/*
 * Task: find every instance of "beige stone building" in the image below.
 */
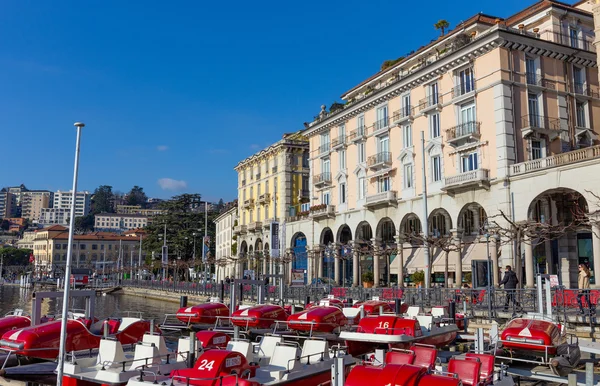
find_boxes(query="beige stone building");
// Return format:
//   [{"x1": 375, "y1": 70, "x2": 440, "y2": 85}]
[
  {"x1": 285, "y1": 0, "x2": 600, "y2": 289},
  {"x1": 32, "y1": 225, "x2": 141, "y2": 276},
  {"x1": 94, "y1": 213, "x2": 149, "y2": 232},
  {"x1": 21, "y1": 190, "x2": 53, "y2": 223}
]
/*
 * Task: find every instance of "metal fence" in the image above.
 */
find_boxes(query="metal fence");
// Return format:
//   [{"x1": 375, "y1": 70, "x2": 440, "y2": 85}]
[{"x1": 120, "y1": 280, "x2": 598, "y2": 317}]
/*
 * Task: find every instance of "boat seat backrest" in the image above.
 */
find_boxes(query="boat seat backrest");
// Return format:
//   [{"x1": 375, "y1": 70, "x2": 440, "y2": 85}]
[
  {"x1": 255, "y1": 336, "x2": 283, "y2": 362},
  {"x1": 385, "y1": 350, "x2": 415, "y2": 365},
  {"x1": 96, "y1": 339, "x2": 127, "y2": 368},
  {"x1": 406, "y1": 306, "x2": 421, "y2": 318},
  {"x1": 227, "y1": 340, "x2": 254, "y2": 363},
  {"x1": 342, "y1": 307, "x2": 361, "y2": 321},
  {"x1": 142, "y1": 334, "x2": 169, "y2": 356},
  {"x1": 270, "y1": 345, "x2": 299, "y2": 371},
  {"x1": 129, "y1": 342, "x2": 160, "y2": 371},
  {"x1": 465, "y1": 353, "x2": 494, "y2": 383},
  {"x1": 431, "y1": 307, "x2": 448, "y2": 318},
  {"x1": 300, "y1": 340, "x2": 329, "y2": 364},
  {"x1": 448, "y1": 358, "x2": 481, "y2": 386},
  {"x1": 410, "y1": 345, "x2": 437, "y2": 369},
  {"x1": 117, "y1": 317, "x2": 138, "y2": 332},
  {"x1": 416, "y1": 315, "x2": 434, "y2": 330}
]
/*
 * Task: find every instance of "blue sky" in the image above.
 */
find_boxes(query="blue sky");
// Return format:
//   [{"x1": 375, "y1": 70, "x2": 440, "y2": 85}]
[{"x1": 0, "y1": 0, "x2": 528, "y2": 202}]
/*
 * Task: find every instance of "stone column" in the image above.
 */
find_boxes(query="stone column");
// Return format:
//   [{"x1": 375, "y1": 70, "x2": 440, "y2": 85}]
[
  {"x1": 453, "y1": 231, "x2": 463, "y2": 287},
  {"x1": 593, "y1": 223, "x2": 600, "y2": 289},
  {"x1": 371, "y1": 238, "x2": 380, "y2": 287},
  {"x1": 286, "y1": 248, "x2": 293, "y2": 285},
  {"x1": 317, "y1": 248, "x2": 324, "y2": 279},
  {"x1": 395, "y1": 235, "x2": 404, "y2": 287},
  {"x1": 545, "y1": 240, "x2": 554, "y2": 274},
  {"x1": 490, "y1": 237, "x2": 499, "y2": 286},
  {"x1": 352, "y1": 241, "x2": 360, "y2": 287},
  {"x1": 334, "y1": 246, "x2": 340, "y2": 285},
  {"x1": 524, "y1": 234, "x2": 535, "y2": 288},
  {"x1": 306, "y1": 247, "x2": 313, "y2": 284},
  {"x1": 262, "y1": 256, "x2": 268, "y2": 277}
]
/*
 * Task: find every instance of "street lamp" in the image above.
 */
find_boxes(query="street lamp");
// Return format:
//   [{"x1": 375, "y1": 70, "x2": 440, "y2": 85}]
[
  {"x1": 483, "y1": 220, "x2": 494, "y2": 321},
  {"x1": 57, "y1": 122, "x2": 85, "y2": 384}
]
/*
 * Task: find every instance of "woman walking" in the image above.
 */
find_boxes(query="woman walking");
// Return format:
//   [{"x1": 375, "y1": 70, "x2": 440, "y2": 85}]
[{"x1": 577, "y1": 264, "x2": 595, "y2": 315}]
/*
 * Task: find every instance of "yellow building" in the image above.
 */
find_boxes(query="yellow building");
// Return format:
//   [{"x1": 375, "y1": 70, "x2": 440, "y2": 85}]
[{"x1": 232, "y1": 131, "x2": 309, "y2": 278}]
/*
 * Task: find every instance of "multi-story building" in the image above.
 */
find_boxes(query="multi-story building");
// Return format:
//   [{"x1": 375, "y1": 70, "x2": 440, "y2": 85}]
[
  {"x1": 233, "y1": 131, "x2": 310, "y2": 279},
  {"x1": 22, "y1": 190, "x2": 53, "y2": 222},
  {"x1": 285, "y1": 0, "x2": 600, "y2": 289},
  {"x1": 94, "y1": 213, "x2": 149, "y2": 232},
  {"x1": 0, "y1": 189, "x2": 17, "y2": 219},
  {"x1": 116, "y1": 205, "x2": 163, "y2": 217},
  {"x1": 32, "y1": 225, "x2": 142, "y2": 276},
  {"x1": 214, "y1": 204, "x2": 238, "y2": 279},
  {"x1": 53, "y1": 190, "x2": 91, "y2": 217},
  {"x1": 39, "y1": 208, "x2": 70, "y2": 226},
  {"x1": 4, "y1": 218, "x2": 27, "y2": 232},
  {"x1": 17, "y1": 231, "x2": 36, "y2": 250}
]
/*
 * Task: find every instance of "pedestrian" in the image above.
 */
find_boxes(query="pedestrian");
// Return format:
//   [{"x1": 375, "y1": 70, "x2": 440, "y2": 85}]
[
  {"x1": 225, "y1": 276, "x2": 230, "y2": 284},
  {"x1": 500, "y1": 265, "x2": 521, "y2": 311},
  {"x1": 577, "y1": 264, "x2": 595, "y2": 315}
]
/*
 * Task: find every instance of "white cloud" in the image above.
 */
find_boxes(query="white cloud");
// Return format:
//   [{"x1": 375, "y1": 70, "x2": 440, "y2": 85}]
[
  {"x1": 157, "y1": 145, "x2": 169, "y2": 151},
  {"x1": 157, "y1": 178, "x2": 187, "y2": 191},
  {"x1": 249, "y1": 144, "x2": 260, "y2": 150}
]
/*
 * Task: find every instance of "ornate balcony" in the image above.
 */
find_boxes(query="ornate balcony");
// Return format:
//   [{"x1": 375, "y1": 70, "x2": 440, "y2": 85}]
[
  {"x1": 348, "y1": 126, "x2": 367, "y2": 143},
  {"x1": 526, "y1": 74, "x2": 556, "y2": 90},
  {"x1": 233, "y1": 225, "x2": 248, "y2": 235},
  {"x1": 313, "y1": 172, "x2": 332, "y2": 188},
  {"x1": 248, "y1": 222, "x2": 263, "y2": 232},
  {"x1": 573, "y1": 83, "x2": 600, "y2": 98},
  {"x1": 257, "y1": 193, "x2": 271, "y2": 205},
  {"x1": 392, "y1": 106, "x2": 414, "y2": 125},
  {"x1": 331, "y1": 135, "x2": 347, "y2": 150},
  {"x1": 442, "y1": 169, "x2": 490, "y2": 196},
  {"x1": 370, "y1": 118, "x2": 390, "y2": 136},
  {"x1": 310, "y1": 205, "x2": 336, "y2": 220},
  {"x1": 367, "y1": 152, "x2": 392, "y2": 171},
  {"x1": 318, "y1": 143, "x2": 331, "y2": 157},
  {"x1": 365, "y1": 190, "x2": 397, "y2": 209},
  {"x1": 521, "y1": 114, "x2": 561, "y2": 139},
  {"x1": 510, "y1": 145, "x2": 600, "y2": 176},
  {"x1": 451, "y1": 80, "x2": 476, "y2": 99},
  {"x1": 418, "y1": 93, "x2": 443, "y2": 113},
  {"x1": 446, "y1": 121, "x2": 481, "y2": 146},
  {"x1": 262, "y1": 218, "x2": 275, "y2": 229},
  {"x1": 242, "y1": 199, "x2": 255, "y2": 209}
]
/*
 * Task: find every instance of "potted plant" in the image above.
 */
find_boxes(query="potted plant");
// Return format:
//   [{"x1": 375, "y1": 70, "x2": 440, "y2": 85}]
[{"x1": 362, "y1": 271, "x2": 374, "y2": 288}]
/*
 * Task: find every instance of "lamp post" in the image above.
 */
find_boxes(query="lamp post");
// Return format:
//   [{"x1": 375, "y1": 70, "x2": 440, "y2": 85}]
[
  {"x1": 56, "y1": 122, "x2": 85, "y2": 384},
  {"x1": 484, "y1": 230, "x2": 493, "y2": 320}
]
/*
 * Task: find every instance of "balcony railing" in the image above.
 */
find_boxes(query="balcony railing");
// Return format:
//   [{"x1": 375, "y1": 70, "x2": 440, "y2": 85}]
[
  {"x1": 365, "y1": 190, "x2": 397, "y2": 208},
  {"x1": 331, "y1": 135, "x2": 346, "y2": 149},
  {"x1": 521, "y1": 114, "x2": 561, "y2": 131},
  {"x1": 525, "y1": 73, "x2": 556, "y2": 90},
  {"x1": 446, "y1": 121, "x2": 481, "y2": 141},
  {"x1": 392, "y1": 106, "x2": 414, "y2": 124},
  {"x1": 257, "y1": 193, "x2": 271, "y2": 205},
  {"x1": 248, "y1": 221, "x2": 263, "y2": 232},
  {"x1": 451, "y1": 81, "x2": 475, "y2": 98},
  {"x1": 573, "y1": 83, "x2": 600, "y2": 98},
  {"x1": 313, "y1": 172, "x2": 332, "y2": 186},
  {"x1": 348, "y1": 126, "x2": 367, "y2": 142},
  {"x1": 419, "y1": 93, "x2": 442, "y2": 111},
  {"x1": 233, "y1": 225, "x2": 248, "y2": 235},
  {"x1": 319, "y1": 143, "x2": 330, "y2": 155},
  {"x1": 510, "y1": 145, "x2": 600, "y2": 176},
  {"x1": 242, "y1": 199, "x2": 255, "y2": 209},
  {"x1": 367, "y1": 152, "x2": 392, "y2": 169},
  {"x1": 443, "y1": 169, "x2": 490, "y2": 193},
  {"x1": 539, "y1": 31, "x2": 596, "y2": 53},
  {"x1": 371, "y1": 118, "x2": 389, "y2": 135},
  {"x1": 310, "y1": 205, "x2": 336, "y2": 219}
]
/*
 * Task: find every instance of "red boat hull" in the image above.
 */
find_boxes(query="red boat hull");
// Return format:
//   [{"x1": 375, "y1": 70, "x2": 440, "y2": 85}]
[
  {"x1": 0, "y1": 318, "x2": 150, "y2": 359},
  {"x1": 287, "y1": 306, "x2": 347, "y2": 333},
  {"x1": 231, "y1": 305, "x2": 287, "y2": 329},
  {"x1": 501, "y1": 318, "x2": 561, "y2": 355},
  {"x1": 176, "y1": 303, "x2": 229, "y2": 324},
  {"x1": 0, "y1": 316, "x2": 31, "y2": 337}
]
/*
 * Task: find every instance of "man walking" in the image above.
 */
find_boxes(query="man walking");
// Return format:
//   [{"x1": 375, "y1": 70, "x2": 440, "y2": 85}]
[{"x1": 500, "y1": 265, "x2": 521, "y2": 311}]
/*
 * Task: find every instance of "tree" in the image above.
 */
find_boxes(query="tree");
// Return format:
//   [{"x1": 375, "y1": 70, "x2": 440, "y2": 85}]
[
  {"x1": 126, "y1": 186, "x2": 148, "y2": 207},
  {"x1": 0, "y1": 220, "x2": 9, "y2": 231},
  {"x1": 0, "y1": 247, "x2": 32, "y2": 266},
  {"x1": 434, "y1": 20, "x2": 450, "y2": 36},
  {"x1": 411, "y1": 270, "x2": 425, "y2": 284},
  {"x1": 91, "y1": 185, "x2": 114, "y2": 214},
  {"x1": 74, "y1": 215, "x2": 95, "y2": 233},
  {"x1": 217, "y1": 199, "x2": 225, "y2": 211}
]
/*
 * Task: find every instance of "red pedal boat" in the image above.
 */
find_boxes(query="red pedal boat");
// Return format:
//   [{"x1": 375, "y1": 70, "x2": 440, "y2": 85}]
[
  {"x1": 287, "y1": 305, "x2": 347, "y2": 333},
  {"x1": 0, "y1": 312, "x2": 32, "y2": 337},
  {"x1": 231, "y1": 305, "x2": 288, "y2": 329},
  {"x1": 339, "y1": 314, "x2": 458, "y2": 356},
  {"x1": 126, "y1": 338, "x2": 356, "y2": 386},
  {"x1": 0, "y1": 317, "x2": 151, "y2": 359},
  {"x1": 176, "y1": 303, "x2": 229, "y2": 325},
  {"x1": 498, "y1": 318, "x2": 580, "y2": 376}
]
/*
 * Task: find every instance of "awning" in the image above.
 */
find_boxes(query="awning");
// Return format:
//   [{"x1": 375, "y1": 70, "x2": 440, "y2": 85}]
[{"x1": 368, "y1": 168, "x2": 396, "y2": 180}]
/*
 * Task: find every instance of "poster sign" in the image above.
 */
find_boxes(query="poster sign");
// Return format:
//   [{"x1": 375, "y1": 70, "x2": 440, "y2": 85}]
[
  {"x1": 549, "y1": 275, "x2": 559, "y2": 288},
  {"x1": 291, "y1": 269, "x2": 305, "y2": 286},
  {"x1": 203, "y1": 236, "x2": 210, "y2": 262},
  {"x1": 162, "y1": 245, "x2": 168, "y2": 265},
  {"x1": 270, "y1": 222, "x2": 280, "y2": 259}
]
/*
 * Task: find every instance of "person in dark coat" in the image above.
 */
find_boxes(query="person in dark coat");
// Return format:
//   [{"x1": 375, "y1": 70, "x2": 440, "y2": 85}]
[{"x1": 500, "y1": 265, "x2": 521, "y2": 311}]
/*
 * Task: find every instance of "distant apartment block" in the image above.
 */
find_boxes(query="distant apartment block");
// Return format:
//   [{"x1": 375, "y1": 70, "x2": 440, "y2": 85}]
[
  {"x1": 54, "y1": 190, "x2": 91, "y2": 217},
  {"x1": 0, "y1": 189, "x2": 17, "y2": 219},
  {"x1": 116, "y1": 205, "x2": 163, "y2": 217},
  {"x1": 22, "y1": 190, "x2": 53, "y2": 222},
  {"x1": 94, "y1": 213, "x2": 149, "y2": 232},
  {"x1": 39, "y1": 208, "x2": 70, "y2": 226}
]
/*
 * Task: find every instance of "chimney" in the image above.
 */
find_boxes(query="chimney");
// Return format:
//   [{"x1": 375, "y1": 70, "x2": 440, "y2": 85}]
[{"x1": 518, "y1": 24, "x2": 525, "y2": 34}]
